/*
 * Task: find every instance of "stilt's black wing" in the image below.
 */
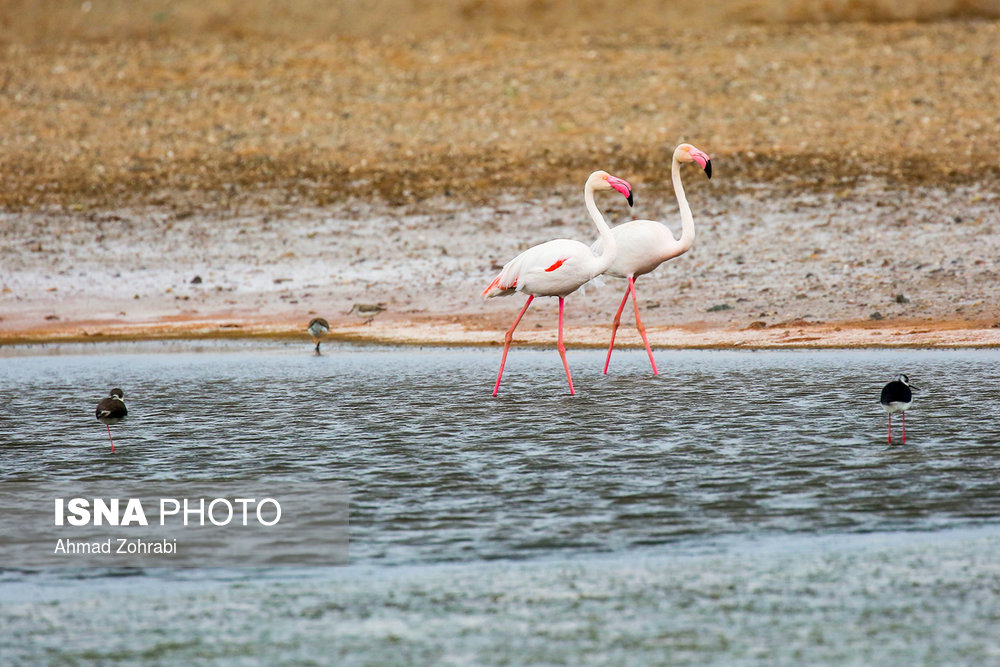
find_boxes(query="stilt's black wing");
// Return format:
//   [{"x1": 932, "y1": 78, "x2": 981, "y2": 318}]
[{"x1": 880, "y1": 381, "x2": 911, "y2": 405}]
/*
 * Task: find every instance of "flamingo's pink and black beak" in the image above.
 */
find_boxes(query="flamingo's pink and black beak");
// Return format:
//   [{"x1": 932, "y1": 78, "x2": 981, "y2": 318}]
[
  {"x1": 689, "y1": 149, "x2": 712, "y2": 179},
  {"x1": 607, "y1": 175, "x2": 634, "y2": 207}
]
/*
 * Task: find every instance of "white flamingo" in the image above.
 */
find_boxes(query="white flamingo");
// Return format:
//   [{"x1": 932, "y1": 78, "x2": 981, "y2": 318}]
[
  {"x1": 483, "y1": 170, "x2": 634, "y2": 396},
  {"x1": 593, "y1": 143, "x2": 711, "y2": 375}
]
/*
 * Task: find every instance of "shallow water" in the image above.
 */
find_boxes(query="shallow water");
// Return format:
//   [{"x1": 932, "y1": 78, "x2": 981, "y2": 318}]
[{"x1": 2, "y1": 345, "x2": 999, "y2": 664}]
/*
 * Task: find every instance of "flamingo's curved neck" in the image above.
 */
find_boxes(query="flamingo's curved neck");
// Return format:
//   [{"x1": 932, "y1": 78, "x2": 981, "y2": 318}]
[
  {"x1": 671, "y1": 158, "x2": 695, "y2": 255},
  {"x1": 585, "y1": 181, "x2": 617, "y2": 276}
]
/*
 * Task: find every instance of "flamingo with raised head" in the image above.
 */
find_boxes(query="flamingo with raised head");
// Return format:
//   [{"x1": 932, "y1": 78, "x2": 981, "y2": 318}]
[
  {"x1": 483, "y1": 170, "x2": 633, "y2": 396},
  {"x1": 593, "y1": 143, "x2": 711, "y2": 375}
]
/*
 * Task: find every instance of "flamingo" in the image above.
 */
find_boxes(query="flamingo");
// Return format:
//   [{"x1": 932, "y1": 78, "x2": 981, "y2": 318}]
[
  {"x1": 95, "y1": 388, "x2": 127, "y2": 453},
  {"x1": 483, "y1": 170, "x2": 633, "y2": 396},
  {"x1": 880, "y1": 374, "x2": 918, "y2": 444},
  {"x1": 593, "y1": 143, "x2": 711, "y2": 375}
]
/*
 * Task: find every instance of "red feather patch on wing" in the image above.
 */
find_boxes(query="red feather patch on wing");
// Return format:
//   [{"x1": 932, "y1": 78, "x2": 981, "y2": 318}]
[
  {"x1": 482, "y1": 274, "x2": 516, "y2": 296},
  {"x1": 545, "y1": 259, "x2": 566, "y2": 272}
]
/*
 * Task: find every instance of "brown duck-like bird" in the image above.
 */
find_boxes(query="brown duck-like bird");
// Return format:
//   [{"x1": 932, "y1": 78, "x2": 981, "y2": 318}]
[
  {"x1": 95, "y1": 388, "x2": 127, "y2": 453},
  {"x1": 308, "y1": 317, "x2": 330, "y2": 354}
]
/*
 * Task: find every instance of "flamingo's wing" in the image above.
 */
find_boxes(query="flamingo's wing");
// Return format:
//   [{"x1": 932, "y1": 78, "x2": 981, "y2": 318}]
[
  {"x1": 483, "y1": 239, "x2": 586, "y2": 298},
  {"x1": 592, "y1": 219, "x2": 657, "y2": 253},
  {"x1": 595, "y1": 219, "x2": 681, "y2": 279}
]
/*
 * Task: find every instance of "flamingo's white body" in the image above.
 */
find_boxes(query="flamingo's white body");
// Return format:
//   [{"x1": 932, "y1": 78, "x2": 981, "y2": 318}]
[
  {"x1": 483, "y1": 170, "x2": 633, "y2": 396},
  {"x1": 592, "y1": 143, "x2": 712, "y2": 374}
]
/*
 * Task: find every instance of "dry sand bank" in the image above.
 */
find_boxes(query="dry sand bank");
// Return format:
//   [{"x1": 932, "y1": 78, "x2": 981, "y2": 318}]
[
  {"x1": 1, "y1": 13, "x2": 999, "y2": 347},
  {"x1": 2, "y1": 21, "x2": 1000, "y2": 210}
]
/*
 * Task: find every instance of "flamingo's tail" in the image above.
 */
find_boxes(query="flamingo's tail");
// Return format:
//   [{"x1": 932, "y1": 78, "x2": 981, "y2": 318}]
[{"x1": 482, "y1": 274, "x2": 517, "y2": 299}]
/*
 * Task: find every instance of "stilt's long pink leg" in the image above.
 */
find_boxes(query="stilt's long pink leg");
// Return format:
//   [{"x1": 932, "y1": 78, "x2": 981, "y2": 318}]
[
  {"x1": 557, "y1": 297, "x2": 575, "y2": 395},
  {"x1": 629, "y1": 276, "x2": 659, "y2": 375},
  {"x1": 603, "y1": 284, "x2": 632, "y2": 375},
  {"x1": 107, "y1": 424, "x2": 115, "y2": 454},
  {"x1": 901, "y1": 412, "x2": 906, "y2": 444},
  {"x1": 887, "y1": 414, "x2": 892, "y2": 444},
  {"x1": 492, "y1": 295, "x2": 534, "y2": 397}
]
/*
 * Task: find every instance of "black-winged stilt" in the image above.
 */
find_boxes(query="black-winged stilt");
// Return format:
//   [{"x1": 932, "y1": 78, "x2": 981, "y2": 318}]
[
  {"x1": 95, "y1": 388, "x2": 128, "y2": 453},
  {"x1": 880, "y1": 374, "x2": 918, "y2": 444}
]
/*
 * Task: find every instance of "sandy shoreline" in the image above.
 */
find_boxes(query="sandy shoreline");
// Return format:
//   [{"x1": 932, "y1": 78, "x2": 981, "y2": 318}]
[{"x1": 4, "y1": 311, "x2": 1000, "y2": 350}]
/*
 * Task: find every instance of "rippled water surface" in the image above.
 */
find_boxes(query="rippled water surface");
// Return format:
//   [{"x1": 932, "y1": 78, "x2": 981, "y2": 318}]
[{"x1": 2, "y1": 344, "x2": 999, "y2": 664}]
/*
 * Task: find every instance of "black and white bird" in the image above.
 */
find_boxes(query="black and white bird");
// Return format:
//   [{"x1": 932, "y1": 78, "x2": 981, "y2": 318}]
[
  {"x1": 307, "y1": 317, "x2": 330, "y2": 354},
  {"x1": 880, "y1": 374, "x2": 918, "y2": 444},
  {"x1": 95, "y1": 388, "x2": 128, "y2": 453}
]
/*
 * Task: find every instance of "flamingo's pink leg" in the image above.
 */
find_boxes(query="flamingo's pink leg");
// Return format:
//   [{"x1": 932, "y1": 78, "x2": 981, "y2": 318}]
[
  {"x1": 603, "y1": 284, "x2": 632, "y2": 375},
  {"x1": 901, "y1": 412, "x2": 906, "y2": 444},
  {"x1": 107, "y1": 424, "x2": 115, "y2": 454},
  {"x1": 492, "y1": 295, "x2": 534, "y2": 397},
  {"x1": 629, "y1": 276, "x2": 659, "y2": 375},
  {"x1": 888, "y1": 414, "x2": 892, "y2": 445},
  {"x1": 557, "y1": 297, "x2": 575, "y2": 395}
]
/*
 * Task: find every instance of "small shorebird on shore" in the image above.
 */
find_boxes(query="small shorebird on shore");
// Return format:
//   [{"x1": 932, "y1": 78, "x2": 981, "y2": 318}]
[
  {"x1": 880, "y1": 374, "x2": 918, "y2": 444},
  {"x1": 483, "y1": 170, "x2": 632, "y2": 396},
  {"x1": 308, "y1": 317, "x2": 330, "y2": 354},
  {"x1": 95, "y1": 388, "x2": 127, "y2": 453},
  {"x1": 345, "y1": 302, "x2": 387, "y2": 325},
  {"x1": 593, "y1": 143, "x2": 712, "y2": 376}
]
